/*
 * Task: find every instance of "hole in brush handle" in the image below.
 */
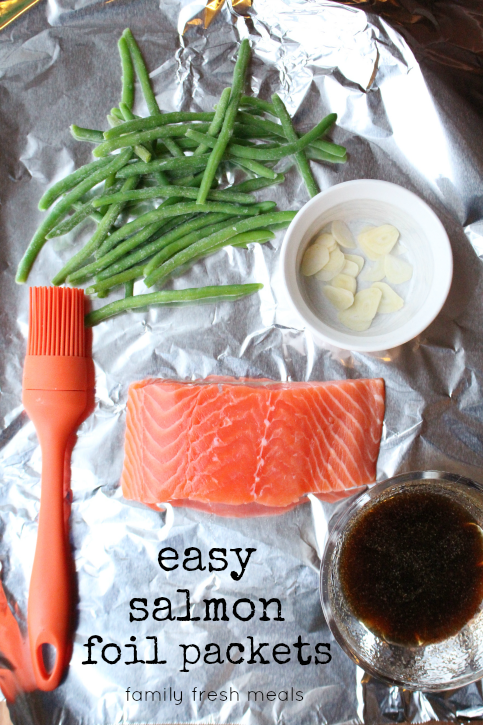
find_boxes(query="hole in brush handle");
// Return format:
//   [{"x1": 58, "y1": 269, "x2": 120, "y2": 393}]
[{"x1": 41, "y1": 643, "x2": 57, "y2": 675}]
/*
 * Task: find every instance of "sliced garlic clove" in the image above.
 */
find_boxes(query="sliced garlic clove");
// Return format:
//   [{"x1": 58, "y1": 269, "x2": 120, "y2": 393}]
[
  {"x1": 314, "y1": 247, "x2": 345, "y2": 281},
  {"x1": 384, "y1": 254, "x2": 413, "y2": 284},
  {"x1": 344, "y1": 254, "x2": 365, "y2": 275},
  {"x1": 391, "y1": 242, "x2": 407, "y2": 256},
  {"x1": 338, "y1": 288, "x2": 382, "y2": 332},
  {"x1": 360, "y1": 256, "x2": 386, "y2": 282},
  {"x1": 332, "y1": 273, "x2": 357, "y2": 294},
  {"x1": 301, "y1": 244, "x2": 330, "y2": 276},
  {"x1": 323, "y1": 286, "x2": 354, "y2": 310},
  {"x1": 331, "y1": 220, "x2": 355, "y2": 249},
  {"x1": 358, "y1": 224, "x2": 399, "y2": 260},
  {"x1": 341, "y1": 259, "x2": 360, "y2": 278},
  {"x1": 312, "y1": 232, "x2": 337, "y2": 251},
  {"x1": 371, "y1": 282, "x2": 404, "y2": 313}
]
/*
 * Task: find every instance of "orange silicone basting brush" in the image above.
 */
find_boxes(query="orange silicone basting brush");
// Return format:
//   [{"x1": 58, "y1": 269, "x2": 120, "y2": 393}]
[{"x1": 23, "y1": 286, "x2": 92, "y2": 691}]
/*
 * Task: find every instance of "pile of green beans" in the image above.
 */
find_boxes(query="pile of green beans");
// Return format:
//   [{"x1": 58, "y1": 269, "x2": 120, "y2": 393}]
[{"x1": 15, "y1": 29, "x2": 346, "y2": 325}]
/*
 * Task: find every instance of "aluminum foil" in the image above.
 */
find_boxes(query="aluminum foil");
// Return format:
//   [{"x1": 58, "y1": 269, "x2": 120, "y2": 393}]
[{"x1": 1, "y1": 0, "x2": 483, "y2": 722}]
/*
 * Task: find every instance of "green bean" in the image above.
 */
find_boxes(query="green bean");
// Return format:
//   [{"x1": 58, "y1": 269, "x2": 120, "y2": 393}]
[
  {"x1": 67, "y1": 203, "x2": 251, "y2": 284},
  {"x1": 194, "y1": 87, "x2": 231, "y2": 156},
  {"x1": 236, "y1": 111, "x2": 283, "y2": 137},
  {"x1": 119, "y1": 102, "x2": 169, "y2": 186},
  {"x1": 51, "y1": 173, "x2": 140, "y2": 285},
  {"x1": 187, "y1": 113, "x2": 337, "y2": 161},
  {"x1": 93, "y1": 123, "x2": 212, "y2": 157},
  {"x1": 308, "y1": 138, "x2": 346, "y2": 158},
  {"x1": 124, "y1": 279, "x2": 134, "y2": 297},
  {"x1": 85, "y1": 284, "x2": 263, "y2": 326},
  {"x1": 98, "y1": 215, "x2": 240, "y2": 282},
  {"x1": 86, "y1": 266, "x2": 145, "y2": 296},
  {"x1": 197, "y1": 38, "x2": 251, "y2": 204},
  {"x1": 38, "y1": 156, "x2": 112, "y2": 211},
  {"x1": 175, "y1": 138, "x2": 202, "y2": 150},
  {"x1": 234, "y1": 159, "x2": 277, "y2": 179},
  {"x1": 231, "y1": 173, "x2": 284, "y2": 193},
  {"x1": 70, "y1": 125, "x2": 105, "y2": 144},
  {"x1": 306, "y1": 146, "x2": 347, "y2": 164},
  {"x1": 240, "y1": 96, "x2": 277, "y2": 116},
  {"x1": 110, "y1": 107, "x2": 125, "y2": 121},
  {"x1": 271, "y1": 93, "x2": 318, "y2": 198},
  {"x1": 222, "y1": 229, "x2": 275, "y2": 249},
  {"x1": 46, "y1": 182, "x2": 125, "y2": 238},
  {"x1": 103, "y1": 112, "x2": 216, "y2": 140},
  {"x1": 144, "y1": 209, "x2": 295, "y2": 288},
  {"x1": 72, "y1": 201, "x2": 104, "y2": 224},
  {"x1": 107, "y1": 113, "x2": 152, "y2": 163},
  {"x1": 118, "y1": 36, "x2": 134, "y2": 110},
  {"x1": 116, "y1": 154, "x2": 210, "y2": 178},
  {"x1": 94, "y1": 172, "x2": 210, "y2": 258},
  {"x1": 122, "y1": 28, "x2": 184, "y2": 158},
  {"x1": 87, "y1": 200, "x2": 257, "y2": 253},
  {"x1": 93, "y1": 186, "x2": 256, "y2": 207},
  {"x1": 16, "y1": 148, "x2": 132, "y2": 284}
]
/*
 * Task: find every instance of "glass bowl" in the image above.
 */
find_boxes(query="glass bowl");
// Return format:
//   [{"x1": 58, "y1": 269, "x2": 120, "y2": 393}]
[{"x1": 320, "y1": 471, "x2": 483, "y2": 691}]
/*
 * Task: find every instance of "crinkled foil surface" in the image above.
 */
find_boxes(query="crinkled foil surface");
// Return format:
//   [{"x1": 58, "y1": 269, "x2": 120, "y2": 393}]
[{"x1": 1, "y1": 0, "x2": 483, "y2": 723}]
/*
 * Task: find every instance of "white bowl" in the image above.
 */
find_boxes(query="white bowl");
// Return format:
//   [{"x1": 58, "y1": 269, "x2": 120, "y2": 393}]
[{"x1": 280, "y1": 180, "x2": 453, "y2": 352}]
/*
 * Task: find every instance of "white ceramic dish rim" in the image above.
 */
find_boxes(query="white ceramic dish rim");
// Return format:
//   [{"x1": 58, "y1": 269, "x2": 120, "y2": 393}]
[{"x1": 280, "y1": 179, "x2": 453, "y2": 352}]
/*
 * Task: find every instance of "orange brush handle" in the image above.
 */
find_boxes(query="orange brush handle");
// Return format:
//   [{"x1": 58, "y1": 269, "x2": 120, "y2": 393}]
[{"x1": 23, "y1": 385, "x2": 87, "y2": 691}]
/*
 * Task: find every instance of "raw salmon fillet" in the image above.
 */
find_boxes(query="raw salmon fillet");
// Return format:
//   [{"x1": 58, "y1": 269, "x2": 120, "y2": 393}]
[{"x1": 121, "y1": 378, "x2": 385, "y2": 508}]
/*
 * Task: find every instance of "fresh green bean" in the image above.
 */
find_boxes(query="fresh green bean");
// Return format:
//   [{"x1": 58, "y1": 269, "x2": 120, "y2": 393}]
[
  {"x1": 118, "y1": 36, "x2": 134, "y2": 111},
  {"x1": 51, "y1": 173, "x2": 140, "y2": 285},
  {"x1": 306, "y1": 146, "x2": 347, "y2": 164},
  {"x1": 119, "y1": 102, "x2": 169, "y2": 186},
  {"x1": 124, "y1": 279, "x2": 134, "y2": 297},
  {"x1": 271, "y1": 93, "x2": 318, "y2": 198},
  {"x1": 144, "y1": 209, "x2": 295, "y2": 288},
  {"x1": 85, "y1": 200, "x2": 257, "y2": 253},
  {"x1": 231, "y1": 173, "x2": 284, "y2": 193},
  {"x1": 38, "y1": 156, "x2": 112, "y2": 211},
  {"x1": 94, "y1": 174, "x2": 210, "y2": 258},
  {"x1": 93, "y1": 123, "x2": 212, "y2": 157},
  {"x1": 234, "y1": 159, "x2": 277, "y2": 179},
  {"x1": 103, "y1": 112, "x2": 216, "y2": 139},
  {"x1": 93, "y1": 186, "x2": 256, "y2": 207},
  {"x1": 86, "y1": 266, "x2": 145, "y2": 296},
  {"x1": 194, "y1": 87, "x2": 231, "y2": 157},
  {"x1": 116, "y1": 154, "x2": 210, "y2": 178},
  {"x1": 107, "y1": 113, "x2": 152, "y2": 163},
  {"x1": 197, "y1": 39, "x2": 251, "y2": 204},
  {"x1": 70, "y1": 125, "x2": 105, "y2": 144},
  {"x1": 187, "y1": 113, "x2": 337, "y2": 161},
  {"x1": 110, "y1": 107, "x2": 125, "y2": 121},
  {"x1": 72, "y1": 201, "x2": 104, "y2": 224},
  {"x1": 16, "y1": 148, "x2": 132, "y2": 284},
  {"x1": 236, "y1": 111, "x2": 283, "y2": 137},
  {"x1": 122, "y1": 28, "x2": 184, "y2": 158},
  {"x1": 85, "y1": 284, "x2": 263, "y2": 326},
  {"x1": 98, "y1": 215, "x2": 240, "y2": 282},
  {"x1": 221, "y1": 229, "x2": 275, "y2": 249},
  {"x1": 46, "y1": 182, "x2": 124, "y2": 238},
  {"x1": 240, "y1": 96, "x2": 277, "y2": 116},
  {"x1": 308, "y1": 138, "x2": 346, "y2": 158}
]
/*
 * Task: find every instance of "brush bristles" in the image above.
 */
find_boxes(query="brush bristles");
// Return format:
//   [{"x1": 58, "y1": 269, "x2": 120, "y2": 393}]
[{"x1": 28, "y1": 287, "x2": 86, "y2": 357}]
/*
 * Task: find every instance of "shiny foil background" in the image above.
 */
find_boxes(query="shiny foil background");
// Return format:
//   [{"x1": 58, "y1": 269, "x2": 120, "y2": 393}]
[{"x1": 1, "y1": 0, "x2": 483, "y2": 722}]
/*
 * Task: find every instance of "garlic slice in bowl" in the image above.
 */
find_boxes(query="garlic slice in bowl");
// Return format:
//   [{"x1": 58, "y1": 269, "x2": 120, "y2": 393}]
[
  {"x1": 301, "y1": 244, "x2": 330, "y2": 276},
  {"x1": 332, "y1": 273, "x2": 357, "y2": 294},
  {"x1": 331, "y1": 220, "x2": 355, "y2": 249},
  {"x1": 384, "y1": 254, "x2": 413, "y2": 284},
  {"x1": 313, "y1": 232, "x2": 337, "y2": 251},
  {"x1": 315, "y1": 247, "x2": 345, "y2": 281},
  {"x1": 338, "y1": 288, "x2": 382, "y2": 332},
  {"x1": 344, "y1": 254, "x2": 364, "y2": 275},
  {"x1": 358, "y1": 224, "x2": 399, "y2": 260},
  {"x1": 360, "y1": 257, "x2": 386, "y2": 282},
  {"x1": 371, "y1": 282, "x2": 404, "y2": 313},
  {"x1": 323, "y1": 286, "x2": 354, "y2": 310}
]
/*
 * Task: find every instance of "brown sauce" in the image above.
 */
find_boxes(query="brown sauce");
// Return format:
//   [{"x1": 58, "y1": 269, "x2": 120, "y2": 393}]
[{"x1": 339, "y1": 489, "x2": 483, "y2": 646}]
